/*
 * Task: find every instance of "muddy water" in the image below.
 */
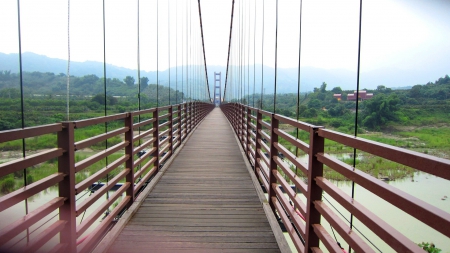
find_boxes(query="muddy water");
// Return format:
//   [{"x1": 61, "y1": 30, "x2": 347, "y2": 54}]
[{"x1": 283, "y1": 172, "x2": 450, "y2": 252}]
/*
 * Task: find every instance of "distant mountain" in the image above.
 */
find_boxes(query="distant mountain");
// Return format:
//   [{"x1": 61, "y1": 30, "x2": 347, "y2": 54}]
[
  {"x1": 1, "y1": 52, "x2": 447, "y2": 93},
  {"x1": 0, "y1": 52, "x2": 157, "y2": 81}
]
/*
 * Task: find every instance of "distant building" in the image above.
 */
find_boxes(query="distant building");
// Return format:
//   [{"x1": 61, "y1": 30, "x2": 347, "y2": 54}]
[
  {"x1": 346, "y1": 90, "x2": 373, "y2": 101},
  {"x1": 333, "y1": 94, "x2": 342, "y2": 101}
]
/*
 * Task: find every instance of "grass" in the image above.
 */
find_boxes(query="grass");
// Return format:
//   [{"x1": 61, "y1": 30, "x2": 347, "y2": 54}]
[{"x1": 397, "y1": 128, "x2": 450, "y2": 149}]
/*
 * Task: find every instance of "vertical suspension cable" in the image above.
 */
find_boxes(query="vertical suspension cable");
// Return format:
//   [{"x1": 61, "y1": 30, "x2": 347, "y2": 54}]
[
  {"x1": 168, "y1": 0, "x2": 171, "y2": 105},
  {"x1": 137, "y1": 0, "x2": 142, "y2": 147},
  {"x1": 102, "y1": 0, "x2": 109, "y2": 199},
  {"x1": 16, "y1": 0, "x2": 29, "y2": 243},
  {"x1": 273, "y1": 0, "x2": 278, "y2": 114},
  {"x1": 137, "y1": 0, "x2": 141, "y2": 111},
  {"x1": 260, "y1": 0, "x2": 264, "y2": 109},
  {"x1": 294, "y1": 0, "x2": 304, "y2": 208},
  {"x1": 295, "y1": 0, "x2": 303, "y2": 163},
  {"x1": 243, "y1": 0, "x2": 246, "y2": 105},
  {"x1": 239, "y1": 0, "x2": 243, "y2": 103},
  {"x1": 181, "y1": 0, "x2": 184, "y2": 103},
  {"x1": 253, "y1": 0, "x2": 256, "y2": 108},
  {"x1": 157, "y1": 0, "x2": 159, "y2": 107},
  {"x1": 102, "y1": 0, "x2": 107, "y2": 117},
  {"x1": 349, "y1": 1, "x2": 363, "y2": 253},
  {"x1": 189, "y1": 0, "x2": 192, "y2": 102},
  {"x1": 247, "y1": 0, "x2": 250, "y2": 106},
  {"x1": 66, "y1": 0, "x2": 71, "y2": 120},
  {"x1": 176, "y1": 0, "x2": 178, "y2": 104},
  {"x1": 185, "y1": 1, "x2": 188, "y2": 102}
]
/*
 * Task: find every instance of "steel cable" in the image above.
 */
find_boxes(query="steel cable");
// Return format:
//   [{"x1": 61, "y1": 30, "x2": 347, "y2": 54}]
[{"x1": 349, "y1": 1, "x2": 364, "y2": 252}]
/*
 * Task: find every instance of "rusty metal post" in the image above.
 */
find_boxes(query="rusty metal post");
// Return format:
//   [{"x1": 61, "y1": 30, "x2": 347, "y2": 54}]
[
  {"x1": 58, "y1": 122, "x2": 76, "y2": 252},
  {"x1": 125, "y1": 113, "x2": 135, "y2": 204},
  {"x1": 305, "y1": 126, "x2": 325, "y2": 252},
  {"x1": 268, "y1": 113, "x2": 279, "y2": 213},
  {"x1": 255, "y1": 110, "x2": 262, "y2": 176},
  {"x1": 153, "y1": 109, "x2": 160, "y2": 172},
  {"x1": 168, "y1": 105, "x2": 173, "y2": 156}
]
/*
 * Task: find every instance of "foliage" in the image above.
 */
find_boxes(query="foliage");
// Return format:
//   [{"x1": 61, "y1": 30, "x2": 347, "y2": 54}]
[
  {"x1": 418, "y1": 242, "x2": 441, "y2": 253},
  {"x1": 0, "y1": 176, "x2": 15, "y2": 193},
  {"x1": 123, "y1": 76, "x2": 135, "y2": 86},
  {"x1": 361, "y1": 93, "x2": 401, "y2": 130}
]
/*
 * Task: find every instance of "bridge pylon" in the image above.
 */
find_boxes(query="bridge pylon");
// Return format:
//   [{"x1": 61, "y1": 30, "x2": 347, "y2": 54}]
[{"x1": 214, "y1": 72, "x2": 221, "y2": 106}]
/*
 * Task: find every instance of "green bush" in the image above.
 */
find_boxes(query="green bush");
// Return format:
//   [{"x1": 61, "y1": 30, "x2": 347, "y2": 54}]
[
  {"x1": 0, "y1": 177, "x2": 15, "y2": 193},
  {"x1": 418, "y1": 242, "x2": 441, "y2": 253}
]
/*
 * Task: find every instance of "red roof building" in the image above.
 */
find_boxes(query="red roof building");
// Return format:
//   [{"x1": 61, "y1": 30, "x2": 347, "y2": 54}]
[{"x1": 346, "y1": 90, "x2": 373, "y2": 101}]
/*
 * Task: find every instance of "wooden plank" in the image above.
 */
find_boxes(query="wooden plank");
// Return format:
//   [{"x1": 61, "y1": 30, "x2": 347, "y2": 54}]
[{"x1": 104, "y1": 108, "x2": 283, "y2": 253}]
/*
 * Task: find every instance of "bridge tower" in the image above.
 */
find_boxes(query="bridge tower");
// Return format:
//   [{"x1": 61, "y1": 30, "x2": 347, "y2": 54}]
[{"x1": 214, "y1": 72, "x2": 221, "y2": 106}]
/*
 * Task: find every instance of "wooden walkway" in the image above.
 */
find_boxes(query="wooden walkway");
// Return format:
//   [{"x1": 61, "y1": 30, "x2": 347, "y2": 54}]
[{"x1": 101, "y1": 108, "x2": 287, "y2": 253}]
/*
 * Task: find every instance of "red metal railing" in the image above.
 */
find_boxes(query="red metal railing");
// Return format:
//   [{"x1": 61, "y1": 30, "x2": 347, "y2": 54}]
[
  {"x1": 221, "y1": 102, "x2": 450, "y2": 253},
  {"x1": 0, "y1": 102, "x2": 213, "y2": 253}
]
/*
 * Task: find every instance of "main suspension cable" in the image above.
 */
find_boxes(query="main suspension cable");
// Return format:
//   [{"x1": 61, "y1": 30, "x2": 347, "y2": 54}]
[{"x1": 223, "y1": 0, "x2": 235, "y2": 102}]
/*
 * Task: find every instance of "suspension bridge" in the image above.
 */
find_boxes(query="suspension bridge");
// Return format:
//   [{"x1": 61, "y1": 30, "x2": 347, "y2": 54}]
[{"x1": 0, "y1": 0, "x2": 450, "y2": 253}]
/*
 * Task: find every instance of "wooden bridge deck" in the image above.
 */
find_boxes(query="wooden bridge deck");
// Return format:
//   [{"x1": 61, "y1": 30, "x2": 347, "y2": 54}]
[{"x1": 99, "y1": 108, "x2": 287, "y2": 253}]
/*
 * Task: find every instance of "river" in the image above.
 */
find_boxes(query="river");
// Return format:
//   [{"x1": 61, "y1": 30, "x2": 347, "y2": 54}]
[{"x1": 283, "y1": 171, "x2": 450, "y2": 252}]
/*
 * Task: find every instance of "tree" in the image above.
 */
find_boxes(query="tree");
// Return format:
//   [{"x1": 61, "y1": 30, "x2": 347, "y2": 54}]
[
  {"x1": 328, "y1": 104, "x2": 347, "y2": 117},
  {"x1": 362, "y1": 93, "x2": 401, "y2": 130},
  {"x1": 320, "y1": 82, "x2": 327, "y2": 93},
  {"x1": 91, "y1": 94, "x2": 118, "y2": 105},
  {"x1": 124, "y1": 76, "x2": 135, "y2": 86},
  {"x1": 331, "y1": 86, "x2": 342, "y2": 94},
  {"x1": 308, "y1": 99, "x2": 322, "y2": 109},
  {"x1": 410, "y1": 85, "x2": 422, "y2": 98},
  {"x1": 140, "y1": 76, "x2": 149, "y2": 90}
]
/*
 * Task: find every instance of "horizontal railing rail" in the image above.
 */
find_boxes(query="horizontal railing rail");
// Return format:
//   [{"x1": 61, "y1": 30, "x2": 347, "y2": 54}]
[
  {"x1": 221, "y1": 102, "x2": 450, "y2": 253},
  {"x1": 0, "y1": 102, "x2": 214, "y2": 253}
]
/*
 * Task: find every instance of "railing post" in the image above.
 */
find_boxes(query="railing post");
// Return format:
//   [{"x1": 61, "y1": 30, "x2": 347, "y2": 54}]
[
  {"x1": 268, "y1": 113, "x2": 279, "y2": 213},
  {"x1": 125, "y1": 112, "x2": 134, "y2": 203},
  {"x1": 153, "y1": 109, "x2": 160, "y2": 172},
  {"x1": 305, "y1": 126, "x2": 325, "y2": 252},
  {"x1": 183, "y1": 103, "x2": 187, "y2": 142},
  {"x1": 193, "y1": 102, "x2": 198, "y2": 127},
  {"x1": 58, "y1": 122, "x2": 76, "y2": 252},
  {"x1": 255, "y1": 110, "x2": 262, "y2": 176},
  {"x1": 239, "y1": 104, "x2": 244, "y2": 143},
  {"x1": 234, "y1": 103, "x2": 239, "y2": 133},
  {"x1": 187, "y1": 102, "x2": 191, "y2": 135},
  {"x1": 246, "y1": 107, "x2": 251, "y2": 157},
  {"x1": 168, "y1": 105, "x2": 173, "y2": 156},
  {"x1": 177, "y1": 104, "x2": 182, "y2": 143}
]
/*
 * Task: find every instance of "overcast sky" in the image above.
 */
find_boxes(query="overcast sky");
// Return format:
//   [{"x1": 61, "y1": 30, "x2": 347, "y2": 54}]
[{"x1": 1, "y1": 0, "x2": 449, "y2": 76}]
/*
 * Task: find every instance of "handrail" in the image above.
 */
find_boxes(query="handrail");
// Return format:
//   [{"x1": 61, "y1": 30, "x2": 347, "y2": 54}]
[
  {"x1": 0, "y1": 102, "x2": 214, "y2": 253},
  {"x1": 220, "y1": 102, "x2": 450, "y2": 253}
]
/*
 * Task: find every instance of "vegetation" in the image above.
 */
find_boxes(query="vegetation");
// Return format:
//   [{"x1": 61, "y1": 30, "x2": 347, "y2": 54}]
[
  {"x1": 0, "y1": 71, "x2": 188, "y2": 130},
  {"x1": 418, "y1": 242, "x2": 442, "y2": 253},
  {"x1": 1, "y1": 70, "x2": 449, "y2": 191},
  {"x1": 253, "y1": 75, "x2": 450, "y2": 181}
]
